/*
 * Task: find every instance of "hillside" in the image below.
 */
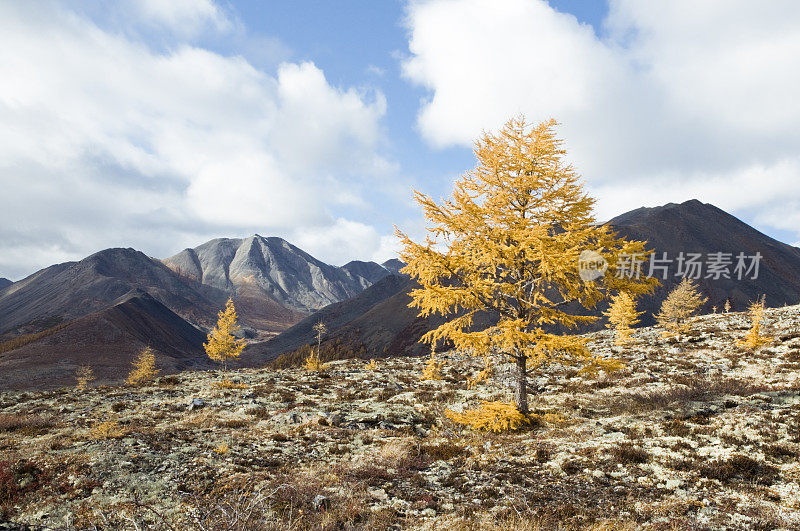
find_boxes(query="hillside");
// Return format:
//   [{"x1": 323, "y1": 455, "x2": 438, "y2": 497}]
[
  {"x1": 0, "y1": 248, "x2": 229, "y2": 338},
  {"x1": 0, "y1": 278, "x2": 11, "y2": 290},
  {"x1": 610, "y1": 199, "x2": 800, "y2": 321},
  {"x1": 246, "y1": 273, "x2": 412, "y2": 364},
  {"x1": 2, "y1": 306, "x2": 800, "y2": 529},
  {"x1": 0, "y1": 291, "x2": 211, "y2": 390}
]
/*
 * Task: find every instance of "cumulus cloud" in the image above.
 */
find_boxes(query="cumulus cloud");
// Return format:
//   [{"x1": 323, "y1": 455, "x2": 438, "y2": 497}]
[
  {"x1": 402, "y1": 0, "x2": 800, "y2": 240},
  {"x1": 0, "y1": 2, "x2": 394, "y2": 278}
]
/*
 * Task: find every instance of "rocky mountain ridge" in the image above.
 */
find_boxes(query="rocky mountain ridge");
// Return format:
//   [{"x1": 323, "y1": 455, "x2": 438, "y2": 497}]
[{"x1": 162, "y1": 235, "x2": 391, "y2": 313}]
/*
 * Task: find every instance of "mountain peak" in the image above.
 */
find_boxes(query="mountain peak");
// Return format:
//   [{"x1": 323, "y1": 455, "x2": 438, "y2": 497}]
[{"x1": 163, "y1": 236, "x2": 389, "y2": 313}]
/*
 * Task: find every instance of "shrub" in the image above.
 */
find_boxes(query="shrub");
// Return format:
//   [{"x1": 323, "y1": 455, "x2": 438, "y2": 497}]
[
  {"x1": 126, "y1": 347, "x2": 159, "y2": 385},
  {"x1": 75, "y1": 364, "x2": 95, "y2": 391},
  {"x1": 737, "y1": 297, "x2": 773, "y2": 350},
  {"x1": 420, "y1": 351, "x2": 444, "y2": 381},
  {"x1": 611, "y1": 444, "x2": 650, "y2": 464},
  {"x1": 445, "y1": 401, "x2": 535, "y2": 433},
  {"x1": 212, "y1": 379, "x2": 248, "y2": 390},
  {"x1": 0, "y1": 413, "x2": 53, "y2": 435},
  {"x1": 89, "y1": 419, "x2": 126, "y2": 440},
  {"x1": 698, "y1": 455, "x2": 778, "y2": 484},
  {"x1": 656, "y1": 278, "x2": 707, "y2": 337}
]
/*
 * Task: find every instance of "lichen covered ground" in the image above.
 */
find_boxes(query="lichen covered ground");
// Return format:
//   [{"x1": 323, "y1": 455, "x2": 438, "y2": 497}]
[{"x1": 2, "y1": 306, "x2": 800, "y2": 529}]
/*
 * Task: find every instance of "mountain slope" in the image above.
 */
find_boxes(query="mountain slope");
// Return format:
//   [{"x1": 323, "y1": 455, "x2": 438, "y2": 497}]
[
  {"x1": 341, "y1": 260, "x2": 392, "y2": 284},
  {"x1": 0, "y1": 248, "x2": 230, "y2": 337},
  {"x1": 163, "y1": 235, "x2": 380, "y2": 313},
  {"x1": 246, "y1": 273, "x2": 413, "y2": 363},
  {"x1": 0, "y1": 278, "x2": 11, "y2": 290},
  {"x1": 0, "y1": 291, "x2": 210, "y2": 390},
  {"x1": 610, "y1": 199, "x2": 800, "y2": 320}
]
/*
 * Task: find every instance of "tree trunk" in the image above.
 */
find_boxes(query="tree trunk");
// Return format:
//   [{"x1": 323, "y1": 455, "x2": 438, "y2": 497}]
[{"x1": 515, "y1": 354, "x2": 529, "y2": 414}]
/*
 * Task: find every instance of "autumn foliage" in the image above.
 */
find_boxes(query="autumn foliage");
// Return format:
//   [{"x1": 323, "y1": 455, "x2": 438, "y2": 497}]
[
  {"x1": 738, "y1": 297, "x2": 773, "y2": 350},
  {"x1": 126, "y1": 347, "x2": 159, "y2": 385},
  {"x1": 204, "y1": 298, "x2": 246, "y2": 372},
  {"x1": 656, "y1": 278, "x2": 707, "y2": 336},
  {"x1": 603, "y1": 291, "x2": 642, "y2": 345},
  {"x1": 398, "y1": 117, "x2": 656, "y2": 416}
]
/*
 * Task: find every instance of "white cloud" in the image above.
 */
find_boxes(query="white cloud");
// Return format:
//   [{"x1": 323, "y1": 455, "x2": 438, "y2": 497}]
[
  {"x1": 132, "y1": 0, "x2": 232, "y2": 36},
  {"x1": 293, "y1": 218, "x2": 388, "y2": 266},
  {"x1": 0, "y1": 2, "x2": 394, "y2": 278},
  {"x1": 402, "y1": 0, "x2": 800, "y2": 242}
]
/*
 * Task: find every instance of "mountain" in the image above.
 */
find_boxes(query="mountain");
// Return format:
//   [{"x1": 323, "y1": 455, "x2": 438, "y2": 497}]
[
  {"x1": 0, "y1": 291, "x2": 210, "y2": 390},
  {"x1": 341, "y1": 260, "x2": 392, "y2": 284},
  {"x1": 246, "y1": 273, "x2": 414, "y2": 363},
  {"x1": 381, "y1": 259, "x2": 405, "y2": 274},
  {"x1": 162, "y1": 235, "x2": 382, "y2": 313},
  {"x1": 610, "y1": 199, "x2": 800, "y2": 321},
  {"x1": 0, "y1": 278, "x2": 11, "y2": 290},
  {"x1": 0, "y1": 247, "x2": 230, "y2": 338},
  {"x1": 253, "y1": 200, "x2": 800, "y2": 362}
]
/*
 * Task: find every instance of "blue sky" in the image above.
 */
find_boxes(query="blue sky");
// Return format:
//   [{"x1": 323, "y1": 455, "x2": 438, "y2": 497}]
[{"x1": 1, "y1": 0, "x2": 799, "y2": 279}]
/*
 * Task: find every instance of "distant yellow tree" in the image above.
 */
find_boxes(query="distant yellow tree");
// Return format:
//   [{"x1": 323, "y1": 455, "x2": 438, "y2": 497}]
[
  {"x1": 304, "y1": 321, "x2": 327, "y2": 372},
  {"x1": 656, "y1": 278, "x2": 707, "y2": 337},
  {"x1": 420, "y1": 350, "x2": 444, "y2": 381},
  {"x1": 738, "y1": 297, "x2": 773, "y2": 350},
  {"x1": 75, "y1": 365, "x2": 95, "y2": 391},
  {"x1": 126, "y1": 346, "x2": 159, "y2": 385},
  {"x1": 397, "y1": 117, "x2": 657, "y2": 417},
  {"x1": 723, "y1": 299, "x2": 731, "y2": 313},
  {"x1": 204, "y1": 298, "x2": 246, "y2": 374},
  {"x1": 603, "y1": 291, "x2": 642, "y2": 345}
]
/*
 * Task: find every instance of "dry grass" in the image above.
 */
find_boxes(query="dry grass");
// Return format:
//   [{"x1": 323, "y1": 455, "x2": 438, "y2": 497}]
[
  {"x1": 0, "y1": 413, "x2": 53, "y2": 435},
  {"x1": 88, "y1": 419, "x2": 126, "y2": 440}
]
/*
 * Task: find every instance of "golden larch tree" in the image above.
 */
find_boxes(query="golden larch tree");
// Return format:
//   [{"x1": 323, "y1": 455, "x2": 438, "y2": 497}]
[
  {"x1": 204, "y1": 298, "x2": 246, "y2": 373},
  {"x1": 75, "y1": 364, "x2": 95, "y2": 391},
  {"x1": 656, "y1": 278, "x2": 707, "y2": 336},
  {"x1": 126, "y1": 346, "x2": 159, "y2": 385},
  {"x1": 738, "y1": 296, "x2": 772, "y2": 350},
  {"x1": 303, "y1": 321, "x2": 328, "y2": 371},
  {"x1": 603, "y1": 291, "x2": 642, "y2": 345},
  {"x1": 397, "y1": 117, "x2": 657, "y2": 415}
]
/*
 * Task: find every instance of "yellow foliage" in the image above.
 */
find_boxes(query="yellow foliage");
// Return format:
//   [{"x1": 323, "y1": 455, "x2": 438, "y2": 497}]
[
  {"x1": 467, "y1": 356, "x2": 494, "y2": 389},
  {"x1": 738, "y1": 297, "x2": 773, "y2": 350},
  {"x1": 446, "y1": 401, "x2": 532, "y2": 433},
  {"x1": 89, "y1": 419, "x2": 125, "y2": 440},
  {"x1": 656, "y1": 278, "x2": 707, "y2": 337},
  {"x1": 212, "y1": 379, "x2": 248, "y2": 389},
  {"x1": 420, "y1": 351, "x2": 444, "y2": 381},
  {"x1": 303, "y1": 351, "x2": 327, "y2": 372},
  {"x1": 213, "y1": 442, "x2": 229, "y2": 455},
  {"x1": 126, "y1": 347, "x2": 159, "y2": 385},
  {"x1": 75, "y1": 364, "x2": 95, "y2": 391},
  {"x1": 304, "y1": 321, "x2": 329, "y2": 372},
  {"x1": 603, "y1": 291, "x2": 641, "y2": 345},
  {"x1": 365, "y1": 358, "x2": 377, "y2": 371},
  {"x1": 398, "y1": 117, "x2": 656, "y2": 412},
  {"x1": 204, "y1": 298, "x2": 246, "y2": 372}
]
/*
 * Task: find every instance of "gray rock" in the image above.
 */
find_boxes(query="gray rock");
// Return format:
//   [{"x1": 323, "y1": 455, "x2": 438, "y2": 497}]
[
  {"x1": 313, "y1": 494, "x2": 331, "y2": 511},
  {"x1": 188, "y1": 398, "x2": 205, "y2": 410}
]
